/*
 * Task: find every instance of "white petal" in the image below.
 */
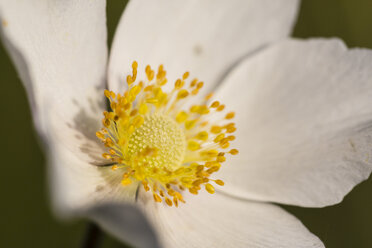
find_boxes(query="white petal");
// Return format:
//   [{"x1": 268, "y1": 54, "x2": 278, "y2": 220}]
[
  {"x1": 48, "y1": 141, "x2": 138, "y2": 217},
  {"x1": 0, "y1": 1, "x2": 112, "y2": 213},
  {"x1": 214, "y1": 38, "x2": 372, "y2": 207},
  {"x1": 108, "y1": 0, "x2": 299, "y2": 94},
  {"x1": 137, "y1": 191, "x2": 323, "y2": 248},
  {"x1": 0, "y1": 0, "x2": 107, "y2": 152}
]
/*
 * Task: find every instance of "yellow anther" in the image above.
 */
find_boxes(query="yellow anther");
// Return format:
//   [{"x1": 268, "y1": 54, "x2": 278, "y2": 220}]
[
  {"x1": 220, "y1": 142, "x2": 230, "y2": 149},
  {"x1": 226, "y1": 127, "x2": 237, "y2": 133},
  {"x1": 225, "y1": 123, "x2": 235, "y2": 129},
  {"x1": 142, "y1": 181, "x2": 150, "y2": 191},
  {"x1": 205, "y1": 93, "x2": 213, "y2": 100},
  {"x1": 201, "y1": 121, "x2": 208, "y2": 127},
  {"x1": 110, "y1": 101, "x2": 117, "y2": 111},
  {"x1": 188, "y1": 140, "x2": 200, "y2": 151},
  {"x1": 189, "y1": 187, "x2": 199, "y2": 195},
  {"x1": 175, "y1": 79, "x2": 184, "y2": 89},
  {"x1": 159, "y1": 78, "x2": 167, "y2": 86},
  {"x1": 167, "y1": 189, "x2": 176, "y2": 196},
  {"x1": 130, "y1": 109, "x2": 138, "y2": 116},
  {"x1": 104, "y1": 138, "x2": 114, "y2": 147},
  {"x1": 148, "y1": 71, "x2": 155, "y2": 81},
  {"x1": 192, "y1": 179, "x2": 203, "y2": 186},
  {"x1": 185, "y1": 120, "x2": 197, "y2": 129},
  {"x1": 205, "y1": 183, "x2": 215, "y2": 194},
  {"x1": 196, "y1": 131, "x2": 208, "y2": 141},
  {"x1": 197, "y1": 105, "x2": 209, "y2": 115},
  {"x1": 211, "y1": 125, "x2": 222, "y2": 134},
  {"x1": 181, "y1": 177, "x2": 193, "y2": 184},
  {"x1": 214, "y1": 133, "x2": 225, "y2": 143},
  {"x1": 190, "y1": 105, "x2": 199, "y2": 113},
  {"x1": 216, "y1": 156, "x2": 226, "y2": 162},
  {"x1": 157, "y1": 65, "x2": 167, "y2": 80},
  {"x1": 165, "y1": 197, "x2": 173, "y2": 206},
  {"x1": 102, "y1": 153, "x2": 111, "y2": 159},
  {"x1": 191, "y1": 88, "x2": 199, "y2": 95},
  {"x1": 96, "y1": 131, "x2": 105, "y2": 140},
  {"x1": 157, "y1": 71, "x2": 166, "y2": 79},
  {"x1": 229, "y1": 149, "x2": 239, "y2": 155},
  {"x1": 104, "y1": 89, "x2": 111, "y2": 98},
  {"x1": 225, "y1": 112, "x2": 235, "y2": 119},
  {"x1": 202, "y1": 150, "x2": 219, "y2": 157},
  {"x1": 145, "y1": 65, "x2": 154, "y2": 81},
  {"x1": 183, "y1": 71, "x2": 190, "y2": 80},
  {"x1": 207, "y1": 165, "x2": 220, "y2": 174},
  {"x1": 217, "y1": 104, "x2": 225, "y2": 111},
  {"x1": 130, "y1": 85, "x2": 142, "y2": 96},
  {"x1": 102, "y1": 118, "x2": 110, "y2": 128},
  {"x1": 175, "y1": 192, "x2": 185, "y2": 202},
  {"x1": 124, "y1": 102, "x2": 131, "y2": 110},
  {"x1": 153, "y1": 193, "x2": 162, "y2": 203},
  {"x1": 176, "y1": 111, "x2": 188, "y2": 123},
  {"x1": 132, "y1": 61, "x2": 138, "y2": 69},
  {"x1": 215, "y1": 179, "x2": 224, "y2": 186},
  {"x1": 159, "y1": 190, "x2": 165, "y2": 197},
  {"x1": 177, "y1": 89, "x2": 189, "y2": 99},
  {"x1": 211, "y1": 101, "x2": 220, "y2": 108},
  {"x1": 190, "y1": 78, "x2": 198, "y2": 87},
  {"x1": 144, "y1": 85, "x2": 153, "y2": 92},
  {"x1": 127, "y1": 75, "x2": 134, "y2": 85}
]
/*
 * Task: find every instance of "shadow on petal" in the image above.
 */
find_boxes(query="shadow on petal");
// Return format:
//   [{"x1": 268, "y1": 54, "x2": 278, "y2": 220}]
[{"x1": 87, "y1": 202, "x2": 161, "y2": 248}]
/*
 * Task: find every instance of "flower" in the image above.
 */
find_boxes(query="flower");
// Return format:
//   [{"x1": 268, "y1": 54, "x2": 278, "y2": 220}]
[
  {"x1": 98, "y1": 61, "x2": 238, "y2": 206},
  {"x1": 1, "y1": 0, "x2": 372, "y2": 248}
]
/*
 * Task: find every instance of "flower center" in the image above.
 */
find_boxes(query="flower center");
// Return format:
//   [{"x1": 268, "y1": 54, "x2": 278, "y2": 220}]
[
  {"x1": 96, "y1": 61, "x2": 238, "y2": 207},
  {"x1": 127, "y1": 114, "x2": 185, "y2": 171}
]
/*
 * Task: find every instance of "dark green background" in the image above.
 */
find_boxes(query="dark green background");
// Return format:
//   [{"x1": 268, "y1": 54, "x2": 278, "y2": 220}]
[{"x1": 0, "y1": 0, "x2": 371, "y2": 247}]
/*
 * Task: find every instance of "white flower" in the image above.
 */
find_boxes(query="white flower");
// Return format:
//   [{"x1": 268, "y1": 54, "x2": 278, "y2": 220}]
[{"x1": 1, "y1": 0, "x2": 372, "y2": 248}]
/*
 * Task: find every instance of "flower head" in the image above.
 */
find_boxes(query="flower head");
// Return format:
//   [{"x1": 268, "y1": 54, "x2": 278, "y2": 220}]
[
  {"x1": 1, "y1": 0, "x2": 372, "y2": 248},
  {"x1": 97, "y1": 62, "x2": 237, "y2": 206}
]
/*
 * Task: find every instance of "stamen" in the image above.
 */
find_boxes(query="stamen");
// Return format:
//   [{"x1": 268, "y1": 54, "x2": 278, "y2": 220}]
[{"x1": 97, "y1": 61, "x2": 238, "y2": 206}]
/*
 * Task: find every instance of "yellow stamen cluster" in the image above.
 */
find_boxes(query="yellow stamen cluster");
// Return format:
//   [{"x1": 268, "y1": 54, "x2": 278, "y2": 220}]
[{"x1": 96, "y1": 62, "x2": 238, "y2": 207}]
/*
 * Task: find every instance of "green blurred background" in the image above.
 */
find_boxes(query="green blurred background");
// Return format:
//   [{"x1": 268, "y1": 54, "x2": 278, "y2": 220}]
[{"x1": 0, "y1": 0, "x2": 371, "y2": 247}]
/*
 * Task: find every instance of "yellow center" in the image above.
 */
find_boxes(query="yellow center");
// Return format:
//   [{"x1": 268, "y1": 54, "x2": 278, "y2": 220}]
[
  {"x1": 127, "y1": 114, "x2": 186, "y2": 171},
  {"x1": 96, "y1": 61, "x2": 238, "y2": 207}
]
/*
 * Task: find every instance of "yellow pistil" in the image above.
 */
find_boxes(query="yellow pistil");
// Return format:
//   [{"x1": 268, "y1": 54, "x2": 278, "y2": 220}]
[{"x1": 96, "y1": 61, "x2": 238, "y2": 206}]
